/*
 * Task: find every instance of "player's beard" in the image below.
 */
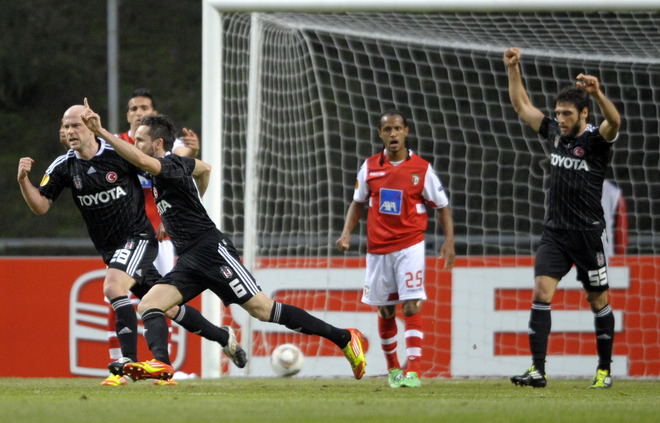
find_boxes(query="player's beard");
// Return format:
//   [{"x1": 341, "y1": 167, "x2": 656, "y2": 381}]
[{"x1": 563, "y1": 122, "x2": 581, "y2": 138}]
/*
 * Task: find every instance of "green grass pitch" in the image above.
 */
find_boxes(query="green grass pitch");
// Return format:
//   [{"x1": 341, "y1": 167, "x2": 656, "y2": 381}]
[{"x1": 1, "y1": 376, "x2": 658, "y2": 423}]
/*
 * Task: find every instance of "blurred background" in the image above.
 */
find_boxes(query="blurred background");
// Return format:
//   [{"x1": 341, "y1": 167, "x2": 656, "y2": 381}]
[{"x1": 0, "y1": 0, "x2": 201, "y2": 253}]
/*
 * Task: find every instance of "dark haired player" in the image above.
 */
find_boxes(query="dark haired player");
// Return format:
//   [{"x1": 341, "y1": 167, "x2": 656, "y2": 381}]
[
  {"x1": 101, "y1": 88, "x2": 201, "y2": 386},
  {"x1": 81, "y1": 99, "x2": 367, "y2": 382},
  {"x1": 503, "y1": 47, "x2": 621, "y2": 389},
  {"x1": 17, "y1": 105, "x2": 246, "y2": 385},
  {"x1": 336, "y1": 109, "x2": 455, "y2": 388}
]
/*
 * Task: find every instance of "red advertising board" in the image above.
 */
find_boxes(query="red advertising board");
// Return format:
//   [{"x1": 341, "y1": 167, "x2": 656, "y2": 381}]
[
  {"x1": 0, "y1": 257, "x2": 202, "y2": 378},
  {"x1": 1, "y1": 256, "x2": 658, "y2": 378}
]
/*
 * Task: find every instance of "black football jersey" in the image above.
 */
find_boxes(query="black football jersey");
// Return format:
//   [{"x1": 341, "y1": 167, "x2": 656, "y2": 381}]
[
  {"x1": 151, "y1": 153, "x2": 216, "y2": 253},
  {"x1": 538, "y1": 117, "x2": 613, "y2": 231},
  {"x1": 38, "y1": 138, "x2": 155, "y2": 253}
]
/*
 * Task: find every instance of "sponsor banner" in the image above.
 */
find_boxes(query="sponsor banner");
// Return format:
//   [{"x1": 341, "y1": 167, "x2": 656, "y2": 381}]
[
  {"x1": 0, "y1": 257, "x2": 202, "y2": 378},
  {"x1": 1, "y1": 256, "x2": 658, "y2": 378}
]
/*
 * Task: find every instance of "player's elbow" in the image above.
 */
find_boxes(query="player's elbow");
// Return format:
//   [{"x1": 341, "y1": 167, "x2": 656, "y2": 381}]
[
  {"x1": 200, "y1": 162, "x2": 212, "y2": 176},
  {"x1": 31, "y1": 203, "x2": 50, "y2": 216}
]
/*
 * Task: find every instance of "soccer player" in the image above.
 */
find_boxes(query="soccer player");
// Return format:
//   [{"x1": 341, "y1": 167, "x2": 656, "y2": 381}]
[
  {"x1": 18, "y1": 104, "x2": 246, "y2": 386},
  {"x1": 102, "y1": 88, "x2": 201, "y2": 386},
  {"x1": 336, "y1": 109, "x2": 456, "y2": 388},
  {"x1": 503, "y1": 47, "x2": 621, "y2": 389},
  {"x1": 119, "y1": 88, "x2": 200, "y2": 270},
  {"x1": 81, "y1": 99, "x2": 367, "y2": 383}
]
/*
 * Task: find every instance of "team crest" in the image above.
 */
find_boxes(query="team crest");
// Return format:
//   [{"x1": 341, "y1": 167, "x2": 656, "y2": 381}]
[
  {"x1": 573, "y1": 147, "x2": 585, "y2": 157},
  {"x1": 596, "y1": 252, "x2": 605, "y2": 267},
  {"x1": 411, "y1": 174, "x2": 420, "y2": 186},
  {"x1": 39, "y1": 174, "x2": 50, "y2": 186},
  {"x1": 124, "y1": 240, "x2": 134, "y2": 250},
  {"x1": 73, "y1": 175, "x2": 83, "y2": 190},
  {"x1": 554, "y1": 135, "x2": 560, "y2": 148},
  {"x1": 152, "y1": 187, "x2": 158, "y2": 199},
  {"x1": 220, "y1": 266, "x2": 233, "y2": 279},
  {"x1": 106, "y1": 172, "x2": 118, "y2": 183}
]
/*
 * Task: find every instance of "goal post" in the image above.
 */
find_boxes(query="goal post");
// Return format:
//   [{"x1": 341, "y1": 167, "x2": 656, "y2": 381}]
[
  {"x1": 201, "y1": 2, "x2": 660, "y2": 378},
  {"x1": 204, "y1": 0, "x2": 660, "y2": 12}
]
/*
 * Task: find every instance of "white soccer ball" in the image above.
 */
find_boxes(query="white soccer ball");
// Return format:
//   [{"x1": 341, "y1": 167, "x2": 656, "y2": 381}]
[{"x1": 270, "y1": 343, "x2": 304, "y2": 377}]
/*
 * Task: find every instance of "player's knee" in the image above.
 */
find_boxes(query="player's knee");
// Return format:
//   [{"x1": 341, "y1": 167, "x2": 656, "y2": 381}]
[
  {"x1": 402, "y1": 300, "x2": 421, "y2": 316},
  {"x1": 378, "y1": 305, "x2": 397, "y2": 319},
  {"x1": 586, "y1": 290, "x2": 609, "y2": 311},
  {"x1": 246, "y1": 305, "x2": 270, "y2": 321},
  {"x1": 136, "y1": 301, "x2": 150, "y2": 315},
  {"x1": 243, "y1": 295, "x2": 274, "y2": 321},
  {"x1": 103, "y1": 280, "x2": 127, "y2": 300},
  {"x1": 164, "y1": 306, "x2": 179, "y2": 319}
]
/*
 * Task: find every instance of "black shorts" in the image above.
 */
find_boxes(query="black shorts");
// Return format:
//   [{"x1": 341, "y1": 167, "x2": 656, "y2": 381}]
[
  {"x1": 535, "y1": 227, "x2": 609, "y2": 292},
  {"x1": 157, "y1": 229, "x2": 262, "y2": 306},
  {"x1": 101, "y1": 235, "x2": 161, "y2": 299}
]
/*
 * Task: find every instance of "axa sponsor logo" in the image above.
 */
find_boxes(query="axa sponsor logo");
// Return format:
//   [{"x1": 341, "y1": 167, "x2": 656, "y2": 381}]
[
  {"x1": 550, "y1": 153, "x2": 589, "y2": 171},
  {"x1": 380, "y1": 200, "x2": 399, "y2": 213},
  {"x1": 77, "y1": 186, "x2": 127, "y2": 206},
  {"x1": 379, "y1": 188, "x2": 402, "y2": 215},
  {"x1": 157, "y1": 199, "x2": 172, "y2": 215}
]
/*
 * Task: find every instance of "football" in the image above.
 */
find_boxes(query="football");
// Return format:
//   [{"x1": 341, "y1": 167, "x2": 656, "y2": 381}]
[{"x1": 270, "y1": 343, "x2": 304, "y2": 377}]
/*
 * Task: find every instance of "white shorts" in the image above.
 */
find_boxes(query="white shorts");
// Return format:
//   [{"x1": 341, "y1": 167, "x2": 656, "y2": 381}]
[
  {"x1": 362, "y1": 240, "x2": 427, "y2": 306},
  {"x1": 154, "y1": 239, "x2": 176, "y2": 276}
]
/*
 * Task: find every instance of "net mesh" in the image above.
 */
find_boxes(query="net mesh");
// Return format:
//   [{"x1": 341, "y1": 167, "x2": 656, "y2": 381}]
[{"x1": 216, "y1": 11, "x2": 660, "y2": 378}]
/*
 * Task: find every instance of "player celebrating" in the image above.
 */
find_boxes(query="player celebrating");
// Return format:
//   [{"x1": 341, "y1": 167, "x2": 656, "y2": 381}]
[
  {"x1": 18, "y1": 104, "x2": 246, "y2": 386},
  {"x1": 102, "y1": 88, "x2": 201, "y2": 386},
  {"x1": 81, "y1": 99, "x2": 367, "y2": 383},
  {"x1": 503, "y1": 47, "x2": 621, "y2": 389},
  {"x1": 336, "y1": 109, "x2": 455, "y2": 388}
]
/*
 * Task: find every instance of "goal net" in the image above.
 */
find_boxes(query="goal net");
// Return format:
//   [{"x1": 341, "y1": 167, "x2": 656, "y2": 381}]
[{"x1": 203, "y1": 9, "x2": 660, "y2": 379}]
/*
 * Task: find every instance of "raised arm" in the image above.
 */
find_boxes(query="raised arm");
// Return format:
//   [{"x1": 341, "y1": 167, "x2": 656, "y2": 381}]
[
  {"x1": 81, "y1": 98, "x2": 162, "y2": 175},
  {"x1": 576, "y1": 73, "x2": 620, "y2": 141},
  {"x1": 503, "y1": 47, "x2": 545, "y2": 132},
  {"x1": 335, "y1": 201, "x2": 366, "y2": 252},
  {"x1": 17, "y1": 157, "x2": 51, "y2": 215}
]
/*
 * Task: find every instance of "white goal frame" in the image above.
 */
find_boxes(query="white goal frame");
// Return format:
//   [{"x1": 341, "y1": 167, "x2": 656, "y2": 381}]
[{"x1": 200, "y1": 0, "x2": 659, "y2": 378}]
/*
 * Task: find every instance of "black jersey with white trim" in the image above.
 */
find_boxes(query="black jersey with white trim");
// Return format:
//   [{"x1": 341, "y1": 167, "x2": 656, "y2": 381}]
[
  {"x1": 538, "y1": 116, "x2": 613, "y2": 231},
  {"x1": 151, "y1": 153, "x2": 216, "y2": 253},
  {"x1": 38, "y1": 138, "x2": 155, "y2": 254}
]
